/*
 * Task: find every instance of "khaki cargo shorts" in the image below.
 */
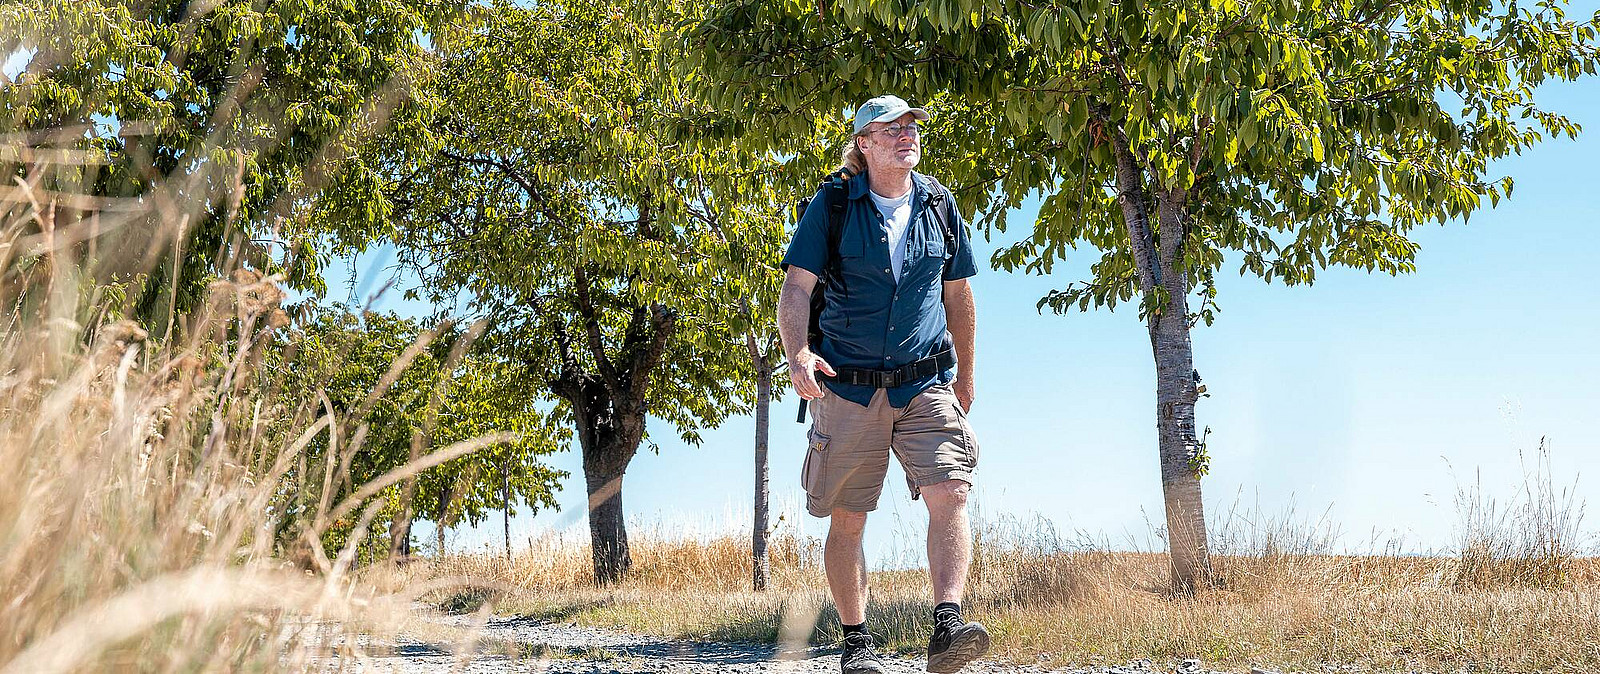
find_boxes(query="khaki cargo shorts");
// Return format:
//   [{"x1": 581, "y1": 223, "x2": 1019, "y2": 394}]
[{"x1": 801, "y1": 382, "x2": 979, "y2": 518}]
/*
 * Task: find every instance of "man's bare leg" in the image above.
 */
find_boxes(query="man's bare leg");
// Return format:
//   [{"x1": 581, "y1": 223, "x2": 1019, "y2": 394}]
[
  {"x1": 921, "y1": 479, "x2": 988, "y2": 673},
  {"x1": 921, "y1": 480, "x2": 971, "y2": 603},
  {"x1": 825, "y1": 509, "x2": 870, "y2": 624}
]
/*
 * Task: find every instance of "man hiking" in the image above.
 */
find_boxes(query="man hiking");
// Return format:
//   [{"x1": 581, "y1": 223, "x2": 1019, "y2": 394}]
[{"x1": 778, "y1": 95, "x2": 988, "y2": 674}]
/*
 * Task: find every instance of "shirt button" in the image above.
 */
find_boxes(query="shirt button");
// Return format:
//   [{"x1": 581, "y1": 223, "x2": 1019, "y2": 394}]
[
  {"x1": 889, "y1": 326, "x2": 896, "y2": 332},
  {"x1": 880, "y1": 236, "x2": 887, "y2": 242}
]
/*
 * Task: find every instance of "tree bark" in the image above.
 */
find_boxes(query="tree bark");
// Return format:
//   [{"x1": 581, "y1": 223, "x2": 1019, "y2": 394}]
[
  {"x1": 435, "y1": 481, "x2": 454, "y2": 556},
  {"x1": 586, "y1": 467, "x2": 630, "y2": 584},
  {"x1": 1102, "y1": 112, "x2": 1212, "y2": 592},
  {"x1": 557, "y1": 372, "x2": 648, "y2": 585},
  {"x1": 503, "y1": 457, "x2": 513, "y2": 562},
  {"x1": 388, "y1": 517, "x2": 412, "y2": 560},
  {"x1": 749, "y1": 342, "x2": 773, "y2": 592},
  {"x1": 390, "y1": 434, "x2": 423, "y2": 561},
  {"x1": 554, "y1": 266, "x2": 674, "y2": 585},
  {"x1": 1152, "y1": 186, "x2": 1211, "y2": 592}
]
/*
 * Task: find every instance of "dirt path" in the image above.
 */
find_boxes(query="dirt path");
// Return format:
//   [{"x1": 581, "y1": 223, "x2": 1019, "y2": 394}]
[{"x1": 325, "y1": 610, "x2": 1233, "y2": 674}]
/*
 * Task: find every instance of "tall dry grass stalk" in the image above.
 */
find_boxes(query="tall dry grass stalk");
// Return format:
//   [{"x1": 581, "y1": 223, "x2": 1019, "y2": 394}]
[
  {"x1": 1454, "y1": 438, "x2": 1589, "y2": 590},
  {"x1": 0, "y1": 137, "x2": 508, "y2": 671}
]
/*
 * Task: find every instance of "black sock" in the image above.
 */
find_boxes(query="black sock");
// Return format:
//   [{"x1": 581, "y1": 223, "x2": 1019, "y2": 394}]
[
  {"x1": 842, "y1": 622, "x2": 868, "y2": 638},
  {"x1": 934, "y1": 601, "x2": 962, "y2": 624}
]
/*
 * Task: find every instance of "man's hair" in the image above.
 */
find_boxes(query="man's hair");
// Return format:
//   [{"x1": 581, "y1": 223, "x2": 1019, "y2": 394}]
[{"x1": 839, "y1": 132, "x2": 868, "y2": 175}]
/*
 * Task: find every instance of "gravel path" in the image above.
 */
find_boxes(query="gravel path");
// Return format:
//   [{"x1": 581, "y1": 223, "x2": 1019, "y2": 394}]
[{"x1": 323, "y1": 610, "x2": 1248, "y2": 674}]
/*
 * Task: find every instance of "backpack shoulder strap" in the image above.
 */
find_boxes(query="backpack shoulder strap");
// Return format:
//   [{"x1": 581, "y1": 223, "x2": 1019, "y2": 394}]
[
  {"x1": 820, "y1": 171, "x2": 851, "y2": 285},
  {"x1": 921, "y1": 175, "x2": 958, "y2": 254}
]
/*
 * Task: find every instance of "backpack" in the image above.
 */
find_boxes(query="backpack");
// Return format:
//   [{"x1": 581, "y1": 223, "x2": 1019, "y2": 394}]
[{"x1": 794, "y1": 170, "x2": 959, "y2": 350}]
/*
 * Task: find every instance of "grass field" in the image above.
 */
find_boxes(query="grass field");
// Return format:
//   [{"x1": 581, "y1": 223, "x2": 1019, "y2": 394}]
[{"x1": 420, "y1": 499, "x2": 1600, "y2": 673}]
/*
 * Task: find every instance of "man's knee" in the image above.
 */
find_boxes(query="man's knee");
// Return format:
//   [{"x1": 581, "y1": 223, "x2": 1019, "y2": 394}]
[
  {"x1": 829, "y1": 508, "x2": 868, "y2": 537},
  {"x1": 921, "y1": 479, "x2": 971, "y2": 510}
]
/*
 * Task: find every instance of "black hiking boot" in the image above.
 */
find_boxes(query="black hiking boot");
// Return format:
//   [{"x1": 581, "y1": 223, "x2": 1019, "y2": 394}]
[
  {"x1": 840, "y1": 631, "x2": 887, "y2": 674},
  {"x1": 925, "y1": 613, "x2": 990, "y2": 673}
]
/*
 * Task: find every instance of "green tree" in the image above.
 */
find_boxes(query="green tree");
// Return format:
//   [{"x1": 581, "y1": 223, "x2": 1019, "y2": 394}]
[
  {"x1": 417, "y1": 359, "x2": 568, "y2": 559},
  {"x1": 650, "y1": 49, "x2": 841, "y2": 588},
  {"x1": 681, "y1": 0, "x2": 1600, "y2": 589},
  {"x1": 353, "y1": 0, "x2": 773, "y2": 583},
  {"x1": 0, "y1": 0, "x2": 455, "y2": 328},
  {"x1": 280, "y1": 306, "x2": 564, "y2": 560},
  {"x1": 693, "y1": 138, "x2": 832, "y2": 592}
]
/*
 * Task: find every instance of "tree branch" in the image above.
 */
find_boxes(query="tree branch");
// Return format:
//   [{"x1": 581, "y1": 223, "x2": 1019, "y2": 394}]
[
  {"x1": 572, "y1": 265, "x2": 622, "y2": 394},
  {"x1": 740, "y1": 296, "x2": 765, "y2": 371},
  {"x1": 626, "y1": 303, "x2": 676, "y2": 413},
  {"x1": 439, "y1": 149, "x2": 546, "y2": 207},
  {"x1": 1092, "y1": 101, "x2": 1162, "y2": 302}
]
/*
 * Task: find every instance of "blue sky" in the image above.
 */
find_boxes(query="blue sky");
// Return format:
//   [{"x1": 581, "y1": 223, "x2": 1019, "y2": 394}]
[{"x1": 333, "y1": 71, "x2": 1600, "y2": 566}]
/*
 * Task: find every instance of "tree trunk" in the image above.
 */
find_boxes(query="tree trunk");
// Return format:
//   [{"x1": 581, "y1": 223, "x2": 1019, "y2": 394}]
[
  {"x1": 390, "y1": 433, "x2": 425, "y2": 561},
  {"x1": 1152, "y1": 187, "x2": 1211, "y2": 592},
  {"x1": 1148, "y1": 293, "x2": 1211, "y2": 591},
  {"x1": 561, "y1": 375, "x2": 643, "y2": 586},
  {"x1": 388, "y1": 517, "x2": 412, "y2": 560},
  {"x1": 751, "y1": 354, "x2": 773, "y2": 592},
  {"x1": 553, "y1": 285, "x2": 671, "y2": 586},
  {"x1": 1103, "y1": 117, "x2": 1212, "y2": 592},
  {"x1": 503, "y1": 458, "x2": 513, "y2": 562},
  {"x1": 435, "y1": 481, "x2": 454, "y2": 556},
  {"x1": 586, "y1": 469, "x2": 630, "y2": 584}
]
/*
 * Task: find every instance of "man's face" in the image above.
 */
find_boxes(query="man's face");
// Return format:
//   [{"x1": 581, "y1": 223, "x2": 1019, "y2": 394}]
[{"x1": 857, "y1": 112, "x2": 922, "y2": 173}]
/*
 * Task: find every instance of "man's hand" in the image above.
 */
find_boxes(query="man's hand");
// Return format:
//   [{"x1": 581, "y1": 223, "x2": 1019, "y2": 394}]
[
  {"x1": 788, "y1": 348, "x2": 837, "y2": 400},
  {"x1": 953, "y1": 374, "x2": 974, "y2": 413}
]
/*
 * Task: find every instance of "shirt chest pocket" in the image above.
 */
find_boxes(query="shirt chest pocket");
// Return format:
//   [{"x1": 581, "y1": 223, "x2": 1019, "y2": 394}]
[
  {"x1": 911, "y1": 206, "x2": 947, "y2": 260},
  {"x1": 839, "y1": 227, "x2": 866, "y2": 258},
  {"x1": 912, "y1": 217, "x2": 949, "y2": 275},
  {"x1": 832, "y1": 226, "x2": 873, "y2": 282}
]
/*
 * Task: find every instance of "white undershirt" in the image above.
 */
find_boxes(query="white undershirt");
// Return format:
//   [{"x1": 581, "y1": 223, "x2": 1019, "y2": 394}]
[{"x1": 868, "y1": 188, "x2": 913, "y2": 280}]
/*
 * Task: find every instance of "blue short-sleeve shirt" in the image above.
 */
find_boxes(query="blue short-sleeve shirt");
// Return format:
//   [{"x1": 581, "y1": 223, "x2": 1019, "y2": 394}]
[{"x1": 781, "y1": 170, "x2": 979, "y2": 408}]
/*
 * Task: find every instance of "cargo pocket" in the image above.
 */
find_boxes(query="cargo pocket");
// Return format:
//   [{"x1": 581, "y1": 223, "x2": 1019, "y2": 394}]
[{"x1": 801, "y1": 431, "x2": 830, "y2": 497}]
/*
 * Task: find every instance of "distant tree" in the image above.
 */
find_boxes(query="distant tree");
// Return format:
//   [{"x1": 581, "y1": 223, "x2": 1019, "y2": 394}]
[
  {"x1": 681, "y1": 0, "x2": 1600, "y2": 589},
  {"x1": 280, "y1": 307, "x2": 564, "y2": 560},
  {"x1": 692, "y1": 143, "x2": 828, "y2": 592},
  {"x1": 643, "y1": 10, "x2": 842, "y2": 585},
  {"x1": 417, "y1": 359, "x2": 568, "y2": 558}
]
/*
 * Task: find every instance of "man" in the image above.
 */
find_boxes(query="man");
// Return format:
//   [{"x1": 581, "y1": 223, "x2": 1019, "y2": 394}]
[{"x1": 778, "y1": 94, "x2": 988, "y2": 674}]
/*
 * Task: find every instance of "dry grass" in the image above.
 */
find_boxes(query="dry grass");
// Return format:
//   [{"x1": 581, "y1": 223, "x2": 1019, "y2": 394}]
[
  {"x1": 1453, "y1": 439, "x2": 1588, "y2": 591},
  {"x1": 0, "y1": 264, "x2": 428, "y2": 671},
  {"x1": 0, "y1": 140, "x2": 502, "y2": 672},
  {"x1": 428, "y1": 500, "x2": 1600, "y2": 673}
]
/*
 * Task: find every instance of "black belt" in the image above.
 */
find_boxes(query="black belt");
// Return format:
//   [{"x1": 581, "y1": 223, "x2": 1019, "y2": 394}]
[
  {"x1": 821, "y1": 349, "x2": 956, "y2": 389},
  {"x1": 796, "y1": 349, "x2": 956, "y2": 423}
]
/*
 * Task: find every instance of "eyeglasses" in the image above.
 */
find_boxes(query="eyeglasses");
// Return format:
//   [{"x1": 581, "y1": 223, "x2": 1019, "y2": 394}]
[{"x1": 872, "y1": 123, "x2": 922, "y2": 138}]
